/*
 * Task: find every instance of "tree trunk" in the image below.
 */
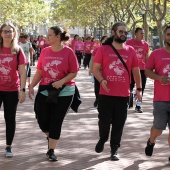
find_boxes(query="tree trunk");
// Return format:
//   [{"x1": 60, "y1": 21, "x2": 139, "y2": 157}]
[{"x1": 156, "y1": 20, "x2": 164, "y2": 47}]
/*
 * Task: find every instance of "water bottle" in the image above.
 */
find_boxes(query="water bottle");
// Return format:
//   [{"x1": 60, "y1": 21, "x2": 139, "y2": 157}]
[
  {"x1": 136, "y1": 101, "x2": 141, "y2": 107},
  {"x1": 91, "y1": 74, "x2": 94, "y2": 83},
  {"x1": 134, "y1": 92, "x2": 141, "y2": 107},
  {"x1": 134, "y1": 93, "x2": 137, "y2": 100}
]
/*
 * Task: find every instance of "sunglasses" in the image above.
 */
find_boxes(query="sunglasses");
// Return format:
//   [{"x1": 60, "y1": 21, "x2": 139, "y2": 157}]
[
  {"x1": 2, "y1": 30, "x2": 13, "y2": 34},
  {"x1": 118, "y1": 30, "x2": 128, "y2": 35},
  {"x1": 166, "y1": 33, "x2": 170, "y2": 36}
]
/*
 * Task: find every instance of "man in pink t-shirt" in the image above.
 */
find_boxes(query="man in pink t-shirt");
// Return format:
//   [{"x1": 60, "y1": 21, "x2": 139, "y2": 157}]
[
  {"x1": 126, "y1": 27, "x2": 149, "y2": 113},
  {"x1": 144, "y1": 25, "x2": 170, "y2": 162},
  {"x1": 93, "y1": 22, "x2": 142, "y2": 161}
]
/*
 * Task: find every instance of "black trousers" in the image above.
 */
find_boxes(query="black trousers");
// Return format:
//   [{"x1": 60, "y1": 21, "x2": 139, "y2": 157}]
[
  {"x1": 130, "y1": 70, "x2": 146, "y2": 96},
  {"x1": 0, "y1": 91, "x2": 18, "y2": 145},
  {"x1": 94, "y1": 77, "x2": 100, "y2": 102},
  {"x1": 83, "y1": 53, "x2": 91, "y2": 68},
  {"x1": 75, "y1": 51, "x2": 83, "y2": 66},
  {"x1": 97, "y1": 95, "x2": 129, "y2": 151},
  {"x1": 35, "y1": 93, "x2": 73, "y2": 140}
]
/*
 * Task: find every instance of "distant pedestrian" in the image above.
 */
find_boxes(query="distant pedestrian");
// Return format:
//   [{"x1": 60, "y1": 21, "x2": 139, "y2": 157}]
[
  {"x1": 74, "y1": 37, "x2": 84, "y2": 67},
  {"x1": 19, "y1": 33, "x2": 34, "y2": 86},
  {"x1": 0, "y1": 23, "x2": 27, "y2": 157},
  {"x1": 70, "y1": 34, "x2": 79, "y2": 50},
  {"x1": 28, "y1": 26, "x2": 79, "y2": 161},
  {"x1": 89, "y1": 35, "x2": 108, "y2": 108},
  {"x1": 93, "y1": 22, "x2": 142, "y2": 161},
  {"x1": 145, "y1": 25, "x2": 170, "y2": 163},
  {"x1": 83, "y1": 37, "x2": 93, "y2": 69},
  {"x1": 126, "y1": 27, "x2": 149, "y2": 113}
]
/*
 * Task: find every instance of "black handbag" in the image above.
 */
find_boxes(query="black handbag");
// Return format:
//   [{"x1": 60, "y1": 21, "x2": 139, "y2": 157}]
[{"x1": 109, "y1": 44, "x2": 133, "y2": 108}]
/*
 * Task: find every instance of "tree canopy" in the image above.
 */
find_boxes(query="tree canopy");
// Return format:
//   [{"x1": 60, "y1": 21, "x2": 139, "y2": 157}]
[{"x1": 0, "y1": 0, "x2": 170, "y2": 46}]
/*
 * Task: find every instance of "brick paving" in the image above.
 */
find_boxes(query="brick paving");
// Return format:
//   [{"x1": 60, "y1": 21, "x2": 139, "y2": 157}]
[{"x1": 0, "y1": 64, "x2": 170, "y2": 170}]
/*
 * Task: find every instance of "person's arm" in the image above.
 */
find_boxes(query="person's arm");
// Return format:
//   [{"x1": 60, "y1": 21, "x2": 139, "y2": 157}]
[
  {"x1": 18, "y1": 64, "x2": 27, "y2": 103},
  {"x1": 93, "y1": 63, "x2": 109, "y2": 92},
  {"x1": 145, "y1": 68, "x2": 170, "y2": 84},
  {"x1": 89, "y1": 56, "x2": 94, "y2": 75},
  {"x1": 132, "y1": 67, "x2": 142, "y2": 101},
  {"x1": 28, "y1": 70, "x2": 42, "y2": 100},
  {"x1": 145, "y1": 52, "x2": 149, "y2": 63},
  {"x1": 29, "y1": 45, "x2": 34, "y2": 66},
  {"x1": 52, "y1": 72, "x2": 78, "y2": 89}
]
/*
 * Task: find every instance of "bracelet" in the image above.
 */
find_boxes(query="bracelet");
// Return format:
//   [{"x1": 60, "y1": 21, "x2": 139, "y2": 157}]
[
  {"x1": 100, "y1": 79, "x2": 104, "y2": 84},
  {"x1": 136, "y1": 88, "x2": 142, "y2": 92}
]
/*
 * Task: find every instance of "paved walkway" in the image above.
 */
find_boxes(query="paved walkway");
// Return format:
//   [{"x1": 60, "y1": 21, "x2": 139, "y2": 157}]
[{"x1": 0, "y1": 65, "x2": 170, "y2": 170}]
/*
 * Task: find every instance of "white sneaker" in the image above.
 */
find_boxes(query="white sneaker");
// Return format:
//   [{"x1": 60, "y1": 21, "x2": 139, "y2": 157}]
[{"x1": 5, "y1": 146, "x2": 13, "y2": 157}]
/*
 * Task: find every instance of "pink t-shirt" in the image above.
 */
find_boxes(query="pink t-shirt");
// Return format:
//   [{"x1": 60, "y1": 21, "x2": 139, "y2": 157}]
[
  {"x1": 126, "y1": 38, "x2": 149, "y2": 70},
  {"x1": 37, "y1": 46, "x2": 79, "y2": 86},
  {"x1": 70, "y1": 39, "x2": 77, "y2": 50},
  {"x1": 38, "y1": 39, "x2": 46, "y2": 49},
  {"x1": 0, "y1": 47, "x2": 27, "y2": 91},
  {"x1": 75, "y1": 41, "x2": 84, "y2": 51},
  {"x1": 84, "y1": 41, "x2": 93, "y2": 54},
  {"x1": 94, "y1": 45, "x2": 139, "y2": 97},
  {"x1": 93, "y1": 42, "x2": 100, "y2": 49},
  {"x1": 92, "y1": 46, "x2": 100, "y2": 56},
  {"x1": 146, "y1": 48, "x2": 170, "y2": 101}
]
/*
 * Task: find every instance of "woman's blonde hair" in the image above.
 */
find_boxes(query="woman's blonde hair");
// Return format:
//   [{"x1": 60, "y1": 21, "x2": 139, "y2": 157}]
[{"x1": 0, "y1": 23, "x2": 19, "y2": 53}]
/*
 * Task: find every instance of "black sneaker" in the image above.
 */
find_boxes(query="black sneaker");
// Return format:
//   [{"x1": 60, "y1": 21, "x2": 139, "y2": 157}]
[
  {"x1": 95, "y1": 140, "x2": 106, "y2": 153},
  {"x1": 168, "y1": 157, "x2": 170, "y2": 164},
  {"x1": 145, "y1": 138, "x2": 155, "y2": 156},
  {"x1": 5, "y1": 146, "x2": 13, "y2": 157},
  {"x1": 46, "y1": 149, "x2": 58, "y2": 161},
  {"x1": 135, "y1": 106, "x2": 143, "y2": 113},
  {"x1": 110, "y1": 151, "x2": 119, "y2": 161}
]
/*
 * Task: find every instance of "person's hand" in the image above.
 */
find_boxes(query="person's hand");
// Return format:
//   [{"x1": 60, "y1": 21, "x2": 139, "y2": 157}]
[
  {"x1": 18, "y1": 91, "x2": 26, "y2": 103},
  {"x1": 136, "y1": 90, "x2": 142, "y2": 102},
  {"x1": 101, "y1": 80, "x2": 110, "y2": 93},
  {"x1": 28, "y1": 85, "x2": 34, "y2": 100},
  {"x1": 52, "y1": 80, "x2": 64, "y2": 89},
  {"x1": 158, "y1": 75, "x2": 170, "y2": 85}
]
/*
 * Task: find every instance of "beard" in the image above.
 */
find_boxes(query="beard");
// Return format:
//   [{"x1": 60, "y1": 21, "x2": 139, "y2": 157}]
[
  {"x1": 114, "y1": 34, "x2": 127, "y2": 43},
  {"x1": 165, "y1": 41, "x2": 170, "y2": 46}
]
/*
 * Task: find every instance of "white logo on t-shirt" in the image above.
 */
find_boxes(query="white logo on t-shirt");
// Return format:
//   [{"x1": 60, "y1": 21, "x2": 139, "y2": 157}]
[
  {"x1": 109, "y1": 59, "x2": 126, "y2": 76},
  {"x1": 44, "y1": 60, "x2": 61, "y2": 78},
  {"x1": 163, "y1": 64, "x2": 170, "y2": 75},
  {"x1": 0, "y1": 57, "x2": 13, "y2": 75}
]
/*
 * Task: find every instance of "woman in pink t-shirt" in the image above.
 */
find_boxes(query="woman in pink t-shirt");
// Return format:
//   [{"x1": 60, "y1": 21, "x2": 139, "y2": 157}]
[
  {"x1": 74, "y1": 37, "x2": 84, "y2": 67},
  {"x1": 28, "y1": 26, "x2": 79, "y2": 161},
  {"x1": 0, "y1": 23, "x2": 27, "y2": 157},
  {"x1": 83, "y1": 37, "x2": 93, "y2": 69},
  {"x1": 70, "y1": 34, "x2": 79, "y2": 50}
]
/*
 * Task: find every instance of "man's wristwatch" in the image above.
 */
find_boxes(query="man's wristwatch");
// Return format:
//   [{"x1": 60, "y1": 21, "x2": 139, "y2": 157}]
[
  {"x1": 20, "y1": 88, "x2": 25, "y2": 92},
  {"x1": 136, "y1": 88, "x2": 142, "y2": 92}
]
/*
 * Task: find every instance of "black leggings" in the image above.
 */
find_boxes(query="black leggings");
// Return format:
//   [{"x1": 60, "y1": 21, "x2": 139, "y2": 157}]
[
  {"x1": 130, "y1": 70, "x2": 146, "y2": 96},
  {"x1": 35, "y1": 93, "x2": 73, "y2": 140},
  {"x1": 97, "y1": 95, "x2": 129, "y2": 150},
  {"x1": 94, "y1": 77, "x2": 100, "y2": 102},
  {"x1": 83, "y1": 53, "x2": 91, "y2": 68},
  {"x1": 0, "y1": 91, "x2": 18, "y2": 145},
  {"x1": 75, "y1": 51, "x2": 83, "y2": 66}
]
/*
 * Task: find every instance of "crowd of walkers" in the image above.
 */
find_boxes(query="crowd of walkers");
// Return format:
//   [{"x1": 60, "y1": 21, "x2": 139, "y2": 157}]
[{"x1": 0, "y1": 21, "x2": 170, "y2": 164}]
